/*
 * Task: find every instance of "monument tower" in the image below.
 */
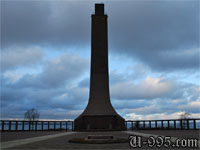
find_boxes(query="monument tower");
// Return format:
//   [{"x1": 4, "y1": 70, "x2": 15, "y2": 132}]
[{"x1": 74, "y1": 4, "x2": 125, "y2": 131}]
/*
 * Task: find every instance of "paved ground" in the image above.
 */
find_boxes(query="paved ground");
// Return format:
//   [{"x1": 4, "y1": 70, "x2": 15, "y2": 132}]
[
  {"x1": 0, "y1": 130, "x2": 199, "y2": 149},
  {"x1": 0, "y1": 131, "x2": 67, "y2": 142},
  {"x1": 135, "y1": 130, "x2": 200, "y2": 138}
]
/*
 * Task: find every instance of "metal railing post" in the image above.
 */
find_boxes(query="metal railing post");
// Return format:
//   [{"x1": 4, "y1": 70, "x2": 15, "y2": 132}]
[
  {"x1": 22, "y1": 121, "x2": 25, "y2": 131},
  {"x1": 42, "y1": 121, "x2": 44, "y2": 131},
  {"x1": 29, "y1": 121, "x2": 31, "y2": 131},
  {"x1": 48, "y1": 122, "x2": 50, "y2": 130},
  {"x1": 193, "y1": 119, "x2": 196, "y2": 130},
  {"x1": 15, "y1": 121, "x2": 18, "y2": 131},
  {"x1": 0, "y1": 119, "x2": 199, "y2": 131},
  {"x1": 131, "y1": 121, "x2": 133, "y2": 130},
  {"x1": 149, "y1": 121, "x2": 151, "y2": 129},
  {"x1": 54, "y1": 122, "x2": 56, "y2": 130},
  {"x1": 35, "y1": 121, "x2": 37, "y2": 130},
  {"x1": 72, "y1": 121, "x2": 74, "y2": 131},
  {"x1": 167, "y1": 120, "x2": 170, "y2": 129},
  {"x1": 161, "y1": 120, "x2": 163, "y2": 129},
  {"x1": 174, "y1": 120, "x2": 176, "y2": 129},
  {"x1": 2, "y1": 121, "x2": 4, "y2": 131},
  {"x1": 9, "y1": 121, "x2": 11, "y2": 131},
  {"x1": 155, "y1": 121, "x2": 157, "y2": 129},
  {"x1": 187, "y1": 120, "x2": 189, "y2": 130},
  {"x1": 180, "y1": 120, "x2": 183, "y2": 129}
]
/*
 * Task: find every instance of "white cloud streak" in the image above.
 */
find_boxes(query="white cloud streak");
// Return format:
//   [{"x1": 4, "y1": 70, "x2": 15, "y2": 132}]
[
  {"x1": 1, "y1": 46, "x2": 44, "y2": 71},
  {"x1": 111, "y1": 77, "x2": 174, "y2": 100}
]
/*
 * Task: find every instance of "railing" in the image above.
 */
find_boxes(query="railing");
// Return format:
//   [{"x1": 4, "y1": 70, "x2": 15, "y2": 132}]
[
  {"x1": 125, "y1": 118, "x2": 200, "y2": 130},
  {"x1": 1, "y1": 118, "x2": 199, "y2": 131},
  {"x1": 0, "y1": 120, "x2": 74, "y2": 131}
]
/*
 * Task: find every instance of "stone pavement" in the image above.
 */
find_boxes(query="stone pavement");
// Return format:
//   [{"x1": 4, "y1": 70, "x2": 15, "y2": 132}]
[
  {"x1": 135, "y1": 130, "x2": 200, "y2": 139},
  {"x1": 1, "y1": 132, "x2": 75, "y2": 149},
  {"x1": 1, "y1": 131, "x2": 68, "y2": 142},
  {"x1": 0, "y1": 130, "x2": 199, "y2": 149}
]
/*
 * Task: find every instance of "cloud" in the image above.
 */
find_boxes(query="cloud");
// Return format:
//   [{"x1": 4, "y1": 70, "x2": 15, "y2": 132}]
[
  {"x1": 1, "y1": 1, "x2": 199, "y2": 120},
  {"x1": 125, "y1": 111, "x2": 200, "y2": 120},
  {"x1": 1, "y1": 71, "x2": 199, "y2": 120},
  {"x1": 78, "y1": 77, "x2": 90, "y2": 88},
  {"x1": 141, "y1": 48, "x2": 200, "y2": 71},
  {"x1": 125, "y1": 105, "x2": 161, "y2": 116},
  {"x1": 111, "y1": 77, "x2": 174, "y2": 100},
  {"x1": 108, "y1": 1, "x2": 199, "y2": 71},
  {"x1": 14, "y1": 53, "x2": 89, "y2": 88},
  {"x1": 178, "y1": 99, "x2": 200, "y2": 113},
  {"x1": 3, "y1": 71, "x2": 24, "y2": 83},
  {"x1": 50, "y1": 86, "x2": 89, "y2": 110},
  {"x1": 1, "y1": 85, "x2": 89, "y2": 120},
  {"x1": 1, "y1": 1, "x2": 92, "y2": 48},
  {"x1": 1, "y1": 46, "x2": 44, "y2": 71},
  {"x1": 111, "y1": 99, "x2": 151, "y2": 110},
  {"x1": 109, "y1": 70, "x2": 128, "y2": 84},
  {"x1": 2, "y1": 1, "x2": 199, "y2": 71},
  {"x1": 1, "y1": 53, "x2": 90, "y2": 120},
  {"x1": 38, "y1": 109, "x2": 82, "y2": 120},
  {"x1": 39, "y1": 53, "x2": 89, "y2": 87},
  {"x1": 1, "y1": 86, "x2": 27, "y2": 103},
  {"x1": 111, "y1": 76, "x2": 200, "y2": 119}
]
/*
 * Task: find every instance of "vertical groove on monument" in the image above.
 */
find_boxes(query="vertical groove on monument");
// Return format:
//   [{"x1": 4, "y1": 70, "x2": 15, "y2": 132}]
[{"x1": 74, "y1": 4, "x2": 125, "y2": 131}]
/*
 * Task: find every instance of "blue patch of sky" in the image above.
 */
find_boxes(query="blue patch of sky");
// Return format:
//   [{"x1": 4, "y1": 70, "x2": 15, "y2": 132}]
[
  {"x1": 160, "y1": 70, "x2": 199, "y2": 86},
  {"x1": 109, "y1": 53, "x2": 134, "y2": 73},
  {"x1": 44, "y1": 45, "x2": 91, "y2": 59}
]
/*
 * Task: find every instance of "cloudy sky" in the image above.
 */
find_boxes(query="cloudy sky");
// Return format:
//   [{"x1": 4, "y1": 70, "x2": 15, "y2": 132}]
[{"x1": 1, "y1": 0, "x2": 199, "y2": 121}]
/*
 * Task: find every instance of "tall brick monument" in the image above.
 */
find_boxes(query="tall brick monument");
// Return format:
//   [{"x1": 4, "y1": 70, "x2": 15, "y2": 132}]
[{"x1": 74, "y1": 4, "x2": 125, "y2": 131}]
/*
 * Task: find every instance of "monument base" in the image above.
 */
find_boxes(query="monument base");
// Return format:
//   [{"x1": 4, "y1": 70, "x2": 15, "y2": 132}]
[{"x1": 74, "y1": 115, "x2": 125, "y2": 131}]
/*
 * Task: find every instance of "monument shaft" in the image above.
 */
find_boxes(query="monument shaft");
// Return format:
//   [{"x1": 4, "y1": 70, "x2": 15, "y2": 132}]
[
  {"x1": 74, "y1": 4, "x2": 125, "y2": 131},
  {"x1": 90, "y1": 7, "x2": 109, "y2": 102}
]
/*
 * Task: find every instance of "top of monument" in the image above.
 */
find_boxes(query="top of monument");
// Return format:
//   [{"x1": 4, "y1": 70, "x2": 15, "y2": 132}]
[{"x1": 95, "y1": 3, "x2": 104, "y2": 15}]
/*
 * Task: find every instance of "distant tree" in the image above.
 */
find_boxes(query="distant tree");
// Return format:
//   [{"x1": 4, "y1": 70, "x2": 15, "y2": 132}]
[
  {"x1": 180, "y1": 112, "x2": 191, "y2": 129},
  {"x1": 24, "y1": 108, "x2": 40, "y2": 130},
  {"x1": 180, "y1": 112, "x2": 191, "y2": 119}
]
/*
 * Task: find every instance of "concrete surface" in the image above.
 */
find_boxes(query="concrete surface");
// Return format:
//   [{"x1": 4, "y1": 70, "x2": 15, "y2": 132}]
[{"x1": 1, "y1": 130, "x2": 199, "y2": 149}]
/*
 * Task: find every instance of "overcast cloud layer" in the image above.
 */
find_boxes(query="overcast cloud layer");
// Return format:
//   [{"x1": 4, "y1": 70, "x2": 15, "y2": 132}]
[{"x1": 1, "y1": 0, "x2": 199, "y2": 120}]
